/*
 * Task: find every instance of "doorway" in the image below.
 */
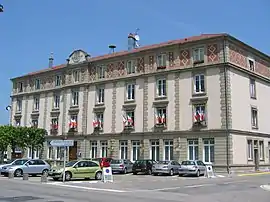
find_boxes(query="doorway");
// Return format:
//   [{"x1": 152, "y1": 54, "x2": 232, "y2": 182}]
[
  {"x1": 69, "y1": 141, "x2": 77, "y2": 161},
  {"x1": 254, "y1": 149, "x2": 259, "y2": 171}
]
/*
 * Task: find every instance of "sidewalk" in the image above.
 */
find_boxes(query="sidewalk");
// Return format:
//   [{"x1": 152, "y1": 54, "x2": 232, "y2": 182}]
[{"x1": 215, "y1": 170, "x2": 270, "y2": 177}]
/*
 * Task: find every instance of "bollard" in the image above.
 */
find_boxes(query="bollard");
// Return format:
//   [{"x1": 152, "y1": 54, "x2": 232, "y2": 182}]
[
  {"x1": 22, "y1": 173, "x2": 29, "y2": 180},
  {"x1": 8, "y1": 172, "x2": 14, "y2": 179},
  {"x1": 40, "y1": 173, "x2": 48, "y2": 183}
]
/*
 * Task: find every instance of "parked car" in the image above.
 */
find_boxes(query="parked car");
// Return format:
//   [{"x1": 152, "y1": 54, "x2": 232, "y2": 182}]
[
  {"x1": 1, "y1": 159, "x2": 50, "y2": 177},
  {"x1": 152, "y1": 160, "x2": 181, "y2": 176},
  {"x1": 92, "y1": 157, "x2": 112, "y2": 168},
  {"x1": 0, "y1": 159, "x2": 28, "y2": 174},
  {"x1": 178, "y1": 160, "x2": 206, "y2": 177},
  {"x1": 48, "y1": 160, "x2": 102, "y2": 181},
  {"x1": 110, "y1": 159, "x2": 133, "y2": 174},
  {"x1": 132, "y1": 159, "x2": 157, "y2": 175}
]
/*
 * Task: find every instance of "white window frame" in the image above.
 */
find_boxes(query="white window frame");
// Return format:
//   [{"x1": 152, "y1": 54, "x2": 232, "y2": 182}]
[
  {"x1": 119, "y1": 140, "x2": 128, "y2": 159},
  {"x1": 247, "y1": 140, "x2": 253, "y2": 160},
  {"x1": 203, "y1": 138, "x2": 215, "y2": 163},
  {"x1": 53, "y1": 94, "x2": 60, "y2": 109},
  {"x1": 73, "y1": 70, "x2": 79, "y2": 83},
  {"x1": 193, "y1": 47, "x2": 204, "y2": 62},
  {"x1": 90, "y1": 141, "x2": 98, "y2": 158},
  {"x1": 157, "y1": 54, "x2": 167, "y2": 68},
  {"x1": 33, "y1": 97, "x2": 39, "y2": 111},
  {"x1": 156, "y1": 78, "x2": 166, "y2": 97},
  {"x1": 35, "y1": 79, "x2": 40, "y2": 90},
  {"x1": 27, "y1": 148, "x2": 39, "y2": 159},
  {"x1": 95, "y1": 113, "x2": 104, "y2": 129},
  {"x1": 188, "y1": 139, "x2": 199, "y2": 160},
  {"x1": 55, "y1": 75, "x2": 61, "y2": 87},
  {"x1": 100, "y1": 141, "x2": 108, "y2": 157},
  {"x1": 97, "y1": 65, "x2": 105, "y2": 79},
  {"x1": 72, "y1": 91, "x2": 79, "y2": 106},
  {"x1": 259, "y1": 141, "x2": 264, "y2": 160},
  {"x1": 247, "y1": 57, "x2": 255, "y2": 71},
  {"x1": 194, "y1": 74, "x2": 205, "y2": 93},
  {"x1": 18, "y1": 82, "x2": 23, "y2": 92},
  {"x1": 126, "y1": 60, "x2": 135, "y2": 74},
  {"x1": 16, "y1": 99, "x2": 22, "y2": 112},
  {"x1": 55, "y1": 147, "x2": 62, "y2": 160},
  {"x1": 164, "y1": 140, "x2": 173, "y2": 161},
  {"x1": 150, "y1": 140, "x2": 160, "y2": 161},
  {"x1": 251, "y1": 107, "x2": 258, "y2": 128},
  {"x1": 47, "y1": 146, "x2": 53, "y2": 159},
  {"x1": 96, "y1": 87, "x2": 105, "y2": 104},
  {"x1": 131, "y1": 141, "x2": 140, "y2": 162},
  {"x1": 250, "y1": 79, "x2": 256, "y2": 98},
  {"x1": 126, "y1": 83, "x2": 135, "y2": 101}
]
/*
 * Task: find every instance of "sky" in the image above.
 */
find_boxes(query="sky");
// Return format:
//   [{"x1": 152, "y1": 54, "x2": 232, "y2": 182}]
[{"x1": 0, "y1": 0, "x2": 269, "y2": 125}]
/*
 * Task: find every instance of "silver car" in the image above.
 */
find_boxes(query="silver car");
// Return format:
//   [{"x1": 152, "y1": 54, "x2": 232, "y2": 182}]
[
  {"x1": 1, "y1": 159, "x2": 50, "y2": 177},
  {"x1": 111, "y1": 159, "x2": 133, "y2": 174},
  {"x1": 152, "y1": 160, "x2": 181, "y2": 176},
  {"x1": 0, "y1": 159, "x2": 28, "y2": 173},
  {"x1": 178, "y1": 160, "x2": 206, "y2": 177}
]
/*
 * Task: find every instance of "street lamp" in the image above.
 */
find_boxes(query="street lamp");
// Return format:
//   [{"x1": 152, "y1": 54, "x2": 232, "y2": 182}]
[
  {"x1": 0, "y1": 4, "x2": 3, "y2": 12},
  {"x1": 6, "y1": 105, "x2": 11, "y2": 125}
]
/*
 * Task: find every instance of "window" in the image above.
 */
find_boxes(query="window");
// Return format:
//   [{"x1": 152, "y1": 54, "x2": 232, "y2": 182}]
[
  {"x1": 33, "y1": 97, "x2": 39, "y2": 111},
  {"x1": 248, "y1": 58, "x2": 255, "y2": 71},
  {"x1": 251, "y1": 107, "x2": 258, "y2": 128},
  {"x1": 250, "y1": 79, "x2": 256, "y2": 99},
  {"x1": 119, "y1": 141, "x2": 128, "y2": 159},
  {"x1": 31, "y1": 120, "x2": 38, "y2": 128},
  {"x1": 247, "y1": 140, "x2": 253, "y2": 160},
  {"x1": 72, "y1": 90, "x2": 79, "y2": 106},
  {"x1": 55, "y1": 75, "x2": 61, "y2": 87},
  {"x1": 90, "y1": 141, "x2": 97, "y2": 158},
  {"x1": 131, "y1": 141, "x2": 140, "y2": 162},
  {"x1": 203, "y1": 138, "x2": 214, "y2": 163},
  {"x1": 51, "y1": 118, "x2": 59, "y2": 130},
  {"x1": 126, "y1": 60, "x2": 135, "y2": 74},
  {"x1": 157, "y1": 54, "x2": 166, "y2": 69},
  {"x1": 126, "y1": 83, "x2": 135, "y2": 101},
  {"x1": 18, "y1": 82, "x2": 23, "y2": 92},
  {"x1": 69, "y1": 115, "x2": 78, "y2": 129},
  {"x1": 35, "y1": 79, "x2": 40, "y2": 90},
  {"x1": 164, "y1": 140, "x2": 173, "y2": 160},
  {"x1": 97, "y1": 65, "x2": 105, "y2": 79},
  {"x1": 53, "y1": 94, "x2": 60, "y2": 109},
  {"x1": 94, "y1": 113, "x2": 104, "y2": 129},
  {"x1": 16, "y1": 99, "x2": 22, "y2": 112},
  {"x1": 124, "y1": 111, "x2": 135, "y2": 127},
  {"x1": 193, "y1": 47, "x2": 204, "y2": 62},
  {"x1": 259, "y1": 141, "x2": 264, "y2": 160},
  {"x1": 155, "y1": 107, "x2": 167, "y2": 125},
  {"x1": 150, "y1": 140, "x2": 160, "y2": 161},
  {"x1": 188, "y1": 139, "x2": 198, "y2": 160},
  {"x1": 96, "y1": 87, "x2": 104, "y2": 104},
  {"x1": 194, "y1": 104, "x2": 206, "y2": 123},
  {"x1": 73, "y1": 70, "x2": 79, "y2": 82},
  {"x1": 47, "y1": 147, "x2": 53, "y2": 159},
  {"x1": 55, "y1": 147, "x2": 62, "y2": 160},
  {"x1": 100, "y1": 141, "x2": 108, "y2": 157},
  {"x1": 28, "y1": 148, "x2": 39, "y2": 159},
  {"x1": 194, "y1": 74, "x2": 205, "y2": 93},
  {"x1": 156, "y1": 79, "x2": 166, "y2": 97},
  {"x1": 15, "y1": 120, "x2": 21, "y2": 126}
]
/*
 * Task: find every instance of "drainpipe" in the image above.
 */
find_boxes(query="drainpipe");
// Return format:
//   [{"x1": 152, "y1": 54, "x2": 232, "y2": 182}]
[{"x1": 222, "y1": 36, "x2": 230, "y2": 174}]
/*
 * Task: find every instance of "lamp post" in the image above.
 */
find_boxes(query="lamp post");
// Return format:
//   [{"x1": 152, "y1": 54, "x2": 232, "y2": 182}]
[
  {"x1": 6, "y1": 105, "x2": 11, "y2": 125},
  {"x1": 0, "y1": 4, "x2": 4, "y2": 12}
]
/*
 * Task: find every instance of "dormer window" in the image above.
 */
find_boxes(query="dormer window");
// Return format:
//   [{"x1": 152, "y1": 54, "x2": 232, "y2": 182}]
[
  {"x1": 55, "y1": 75, "x2": 61, "y2": 86},
  {"x1": 97, "y1": 65, "x2": 105, "y2": 79},
  {"x1": 157, "y1": 54, "x2": 166, "y2": 69},
  {"x1": 193, "y1": 47, "x2": 204, "y2": 64},
  {"x1": 18, "y1": 82, "x2": 23, "y2": 92},
  {"x1": 248, "y1": 58, "x2": 255, "y2": 71},
  {"x1": 126, "y1": 60, "x2": 135, "y2": 74},
  {"x1": 35, "y1": 79, "x2": 40, "y2": 90},
  {"x1": 73, "y1": 70, "x2": 79, "y2": 83}
]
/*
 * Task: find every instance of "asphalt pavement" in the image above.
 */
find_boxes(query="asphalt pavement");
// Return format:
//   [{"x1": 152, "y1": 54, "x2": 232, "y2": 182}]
[{"x1": 0, "y1": 173, "x2": 269, "y2": 202}]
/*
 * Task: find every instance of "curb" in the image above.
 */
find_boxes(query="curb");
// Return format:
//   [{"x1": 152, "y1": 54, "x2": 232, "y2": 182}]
[
  {"x1": 238, "y1": 172, "x2": 270, "y2": 177},
  {"x1": 260, "y1": 185, "x2": 270, "y2": 191}
]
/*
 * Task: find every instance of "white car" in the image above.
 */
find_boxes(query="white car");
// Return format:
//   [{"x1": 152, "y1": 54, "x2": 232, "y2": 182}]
[{"x1": 0, "y1": 159, "x2": 29, "y2": 174}]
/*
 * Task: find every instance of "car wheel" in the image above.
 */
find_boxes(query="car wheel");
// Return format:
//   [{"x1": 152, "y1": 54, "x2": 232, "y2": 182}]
[
  {"x1": 64, "y1": 171, "x2": 72, "y2": 181},
  {"x1": 148, "y1": 169, "x2": 152, "y2": 175},
  {"x1": 95, "y1": 171, "x2": 102, "y2": 180},
  {"x1": 170, "y1": 169, "x2": 174, "y2": 176},
  {"x1": 14, "y1": 169, "x2": 23, "y2": 177},
  {"x1": 123, "y1": 168, "x2": 127, "y2": 174},
  {"x1": 178, "y1": 174, "x2": 183, "y2": 177},
  {"x1": 133, "y1": 172, "x2": 137, "y2": 175},
  {"x1": 196, "y1": 170, "x2": 200, "y2": 177},
  {"x1": 53, "y1": 177, "x2": 59, "y2": 181},
  {"x1": 42, "y1": 169, "x2": 48, "y2": 176}
]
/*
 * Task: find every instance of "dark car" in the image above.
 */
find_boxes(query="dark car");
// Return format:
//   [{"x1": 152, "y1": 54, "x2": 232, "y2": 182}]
[
  {"x1": 92, "y1": 158, "x2": 112, "y2": 168},
  {"x1": 132, "y1": 159, "x2": 157, "y2": 175}
]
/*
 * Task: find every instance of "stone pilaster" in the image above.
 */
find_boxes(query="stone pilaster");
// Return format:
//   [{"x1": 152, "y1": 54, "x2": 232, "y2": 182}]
[
  {"x1": 174, "y1": 73, "x2": 180, "y2": 130},
  {"x1": 127, "y1": 140, "x2": 132, "y2": 160},
  {"x1": 23, "y1": 96, "x2": 28, "y2": 126},
  {"x1": 143, "y1": 139, "x2": 150, "y2": 159},
  {"x1": 143, "y1": 78, "x2": 149, "y2": 132},
  {"x1": 173, "y1": 137, "x2": 181, "y2": 162},
  {"x1": 198, "y1": 138, "x2": 203, "y2": 160},
  {"x1": 159, "y1": 139, "x2": 164, "y2": 161},
  {"x1": 61, "y1": 90, "x2": 68, "y2": 134},
  {"x1": 111, "y1": 83, "x2": 117, "y2": 133},
  {"x1": 179, "y1": 137, "x2": 187, "y2": 162},
  {"x1": 43, "y1": 93, "x2": 48, "y2": 128},
  {"x1": 82, "y1": 86, "x2": 89, "y2": 135}
]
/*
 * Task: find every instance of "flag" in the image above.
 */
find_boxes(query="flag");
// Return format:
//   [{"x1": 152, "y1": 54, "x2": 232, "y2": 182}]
[
  {"x1": 122, "y1": 114, "x2": 128, "y2": 126},
  {"x1": 69, "y1": 118, "x2": 77, "y2": 128},
  {"x1": 161, "y1": 114, "x2": 166, "y2": 124},
  {"x1": 194, "y1": 111, "x2": 200, "y2": 122},
  {"x1": 127, "y1": 115, "x2": 133, "y2": 126}
]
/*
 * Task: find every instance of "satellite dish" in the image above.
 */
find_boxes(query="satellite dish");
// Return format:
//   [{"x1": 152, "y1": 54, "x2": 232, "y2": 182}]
[{"x1": 134, "y1": 34, "x2": 140, "y2": 41}]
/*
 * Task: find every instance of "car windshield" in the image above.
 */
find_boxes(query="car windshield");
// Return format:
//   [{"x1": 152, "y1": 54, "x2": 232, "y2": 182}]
[
  {"x1": 181, "y1": 161, "x2": 195, "y2": 165},
  {"x1": 157, "y1": 161, "x2": 169, "y2": 164},
  {"x1": 111, "y1": 160, "x2": 122, "y2": 164},
  {"x1": 5, "y1": 160, "x2": 13, "y2": 164},
  {"x1": 134, "y1": 160, "x2": 147, "y2": 164},
  {"x1": 13, "y1": 159, "x2": 28, "y2": 165},
  {"x1": 65, "y1": 161, "x2": 77, "y2": 167}
]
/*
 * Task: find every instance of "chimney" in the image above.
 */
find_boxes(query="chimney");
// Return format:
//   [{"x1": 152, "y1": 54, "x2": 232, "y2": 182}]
[{"x1": 49, "y1": 52, "x2": 54, "y2": 68}]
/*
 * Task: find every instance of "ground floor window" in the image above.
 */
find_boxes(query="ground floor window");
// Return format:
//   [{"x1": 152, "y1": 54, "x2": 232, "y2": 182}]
[
  {"x1": 131, "y1": 141, "x2": 140, "y2": 162},
  {"x1": 119, "y1": 140, "x2": 128, "y2": 159},
  {"x1": 188, "y1": 139, "x2": 198, "y2": 161},
  {"x1": 27, "y1": 147, "x2": 39, "y2": 159},
  {"x1": 100, "y1": 141, "x2": 108, "y2": 157},
  {"x1": 55, "y1": 147, "x2": 63, "y2": 160},
  {"x1": 164, "y1": 140, "x2": 173, "y2": 160},
  {"x1": 203, "y1": 138, "x2": 214, "y2": 163},
  {"x1": 150, "y1": 140, "x2": 160, "y2": 161},
  {"x1": 259, "y1": 141, "x2": 264, "y2": 160},
  {"x1": 47, "y1": 146, "x2": 53, "y2": 159},
  {"x1": 247, "y1": 140, "x2": 253, "y2": 160},
  {"x1": 90, "y1": 141, "x2": 98, "y2": 158}
]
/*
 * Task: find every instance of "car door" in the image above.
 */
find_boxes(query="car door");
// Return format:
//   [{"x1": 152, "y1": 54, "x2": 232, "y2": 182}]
[
  {"x1": 173, "y1": 161, "x2": 180, "y2": 173},
  {"x1": 35, "y1": 160, "x2": 47, "y2": 174},
  {"x1": 126, "y1": 160, "x2": 133, "y2": 172},
  {"x1": 74, "y1": 161, "x2": 88, "y2": 178},
  {"x1": 197, "y1": 161, "x2": 206, "y2": 173},
  {"x1": 25, "y1": 160, "x2": 39, "y2": 174},
  {"x1": 88, "y1": 161, "x2": 99, "y2": 178}
]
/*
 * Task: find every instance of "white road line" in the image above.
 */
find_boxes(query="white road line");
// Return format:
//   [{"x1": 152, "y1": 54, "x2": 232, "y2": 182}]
[
  {"x1": 47, "y1": 183, "x2": 127, "y2": 193},
  {"x1": 260, "y1": 185, "x2": 270, "y2": 192}
]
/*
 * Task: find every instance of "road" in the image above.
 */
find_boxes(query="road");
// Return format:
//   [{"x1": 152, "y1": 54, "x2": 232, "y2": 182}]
[{"x1": 0, "y1": 174, "x2": 269, "y2": 202}]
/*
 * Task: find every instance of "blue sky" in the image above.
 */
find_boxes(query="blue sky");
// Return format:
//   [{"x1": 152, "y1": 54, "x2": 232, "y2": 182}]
[{"x1": 0, "y1": 0, "x2": 269, "y2": 125}]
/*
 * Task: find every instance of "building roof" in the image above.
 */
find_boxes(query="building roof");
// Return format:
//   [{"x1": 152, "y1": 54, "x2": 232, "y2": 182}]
[{"x1": 15, "y1": 33, "x2": 227, "y2": 80}]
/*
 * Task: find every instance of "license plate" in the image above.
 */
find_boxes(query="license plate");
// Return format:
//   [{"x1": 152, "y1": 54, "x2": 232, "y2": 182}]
[{"x1": 136, "y1": 169, "x2": 141, "y2": 171}]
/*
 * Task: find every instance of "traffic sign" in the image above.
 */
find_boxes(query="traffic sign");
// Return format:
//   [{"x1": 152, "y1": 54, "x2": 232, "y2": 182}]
[
  {"x1": 102, "y1": 167, "x2": 113, "y2": 183},
  {"x1": 49, "y1": 140, "x2": 74, "y2": 147}
]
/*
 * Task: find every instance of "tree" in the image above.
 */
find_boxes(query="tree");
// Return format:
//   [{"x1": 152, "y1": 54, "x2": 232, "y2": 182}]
[{"x1": 0, "y1": 125, "x2": 11, "y2": 162}]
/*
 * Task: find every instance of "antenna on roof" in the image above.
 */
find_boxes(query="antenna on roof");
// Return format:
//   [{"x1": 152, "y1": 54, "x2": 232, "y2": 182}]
[
  {"x1": 128, "y1": 28, "x2": 140, "y2": 51},
  {"x1": 49, "y1": 52, "x2": 54, "y2": 68},
  {"x1": 0, "y1": 4, "x2": 4, "y2": 12},
  {"x1": 109, "y1": 44, "x2": 116, "y2": 54}
]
